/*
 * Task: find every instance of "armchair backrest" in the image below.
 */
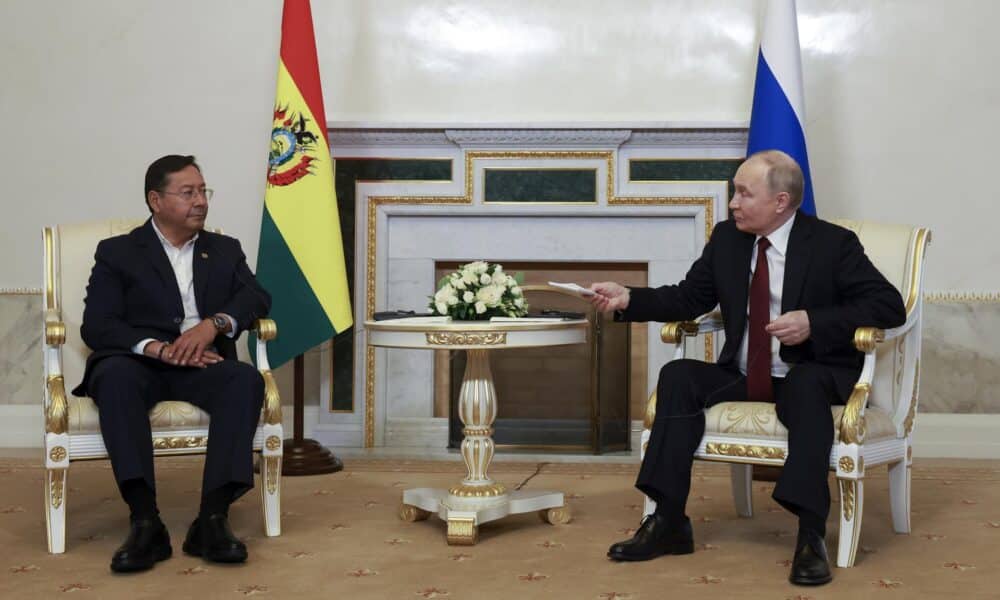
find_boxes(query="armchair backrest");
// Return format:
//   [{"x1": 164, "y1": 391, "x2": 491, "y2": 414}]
[
  {"x1": 828, "y1": 219, "x2": 931, "y2": 437},
  {"x1": 44, "y1": 220, "x2": 146, "y2": 394},
  {"x1": 43, "y1": 219, "x2": 222, "y2": 395}
]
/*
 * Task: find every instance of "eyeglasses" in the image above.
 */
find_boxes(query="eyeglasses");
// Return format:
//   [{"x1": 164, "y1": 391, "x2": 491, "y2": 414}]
[{"x1": 160, "y1": 188, "x2": 214, "y2": 202}]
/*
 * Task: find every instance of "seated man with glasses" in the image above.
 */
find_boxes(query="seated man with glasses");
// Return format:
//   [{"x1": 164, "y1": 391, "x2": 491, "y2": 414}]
[{"x1": 72, "y1": 154, "x2": 271, "y2": 573}]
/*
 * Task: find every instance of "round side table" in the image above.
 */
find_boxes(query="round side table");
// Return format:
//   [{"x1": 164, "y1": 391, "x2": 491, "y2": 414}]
[{"x1": 365, "y1": 317, "x2": 588, "y2": 545}]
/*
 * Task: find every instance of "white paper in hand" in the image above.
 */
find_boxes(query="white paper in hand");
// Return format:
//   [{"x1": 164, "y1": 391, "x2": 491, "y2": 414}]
[{"x1": 547, "y1": 281, "x2": 596, "y2": 297}]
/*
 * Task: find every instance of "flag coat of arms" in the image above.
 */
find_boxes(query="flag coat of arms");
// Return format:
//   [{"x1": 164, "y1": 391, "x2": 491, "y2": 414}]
[
  {"x1": 254, "y1": 0, "x2": 353, "y2": 368},
  {"x1": 747, "y1": 0, "x2": 816, "y2": 215}
]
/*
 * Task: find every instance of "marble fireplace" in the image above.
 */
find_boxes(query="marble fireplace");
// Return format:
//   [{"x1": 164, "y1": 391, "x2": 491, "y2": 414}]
[{"x1": 314, "y1": 127, "x2": 745, "y2": 450}]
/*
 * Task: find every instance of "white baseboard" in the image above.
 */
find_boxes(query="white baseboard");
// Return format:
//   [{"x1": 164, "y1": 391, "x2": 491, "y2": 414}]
[{"x1": 4, "y1": 408, "x2": 999, "y2": 459}]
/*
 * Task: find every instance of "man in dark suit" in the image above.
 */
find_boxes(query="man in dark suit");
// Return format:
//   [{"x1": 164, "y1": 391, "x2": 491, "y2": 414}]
[
  {"x1": 589, "y1": 150, "x2": 906, "y2": 585},
  {"x1": 73, "y1": 155, "x2": 271, "y2": 573}
]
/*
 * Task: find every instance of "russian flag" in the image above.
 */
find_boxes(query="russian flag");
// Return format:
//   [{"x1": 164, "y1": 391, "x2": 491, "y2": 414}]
[{"x1": 747, "y1": 0, "x2": 816, "y2": 215}]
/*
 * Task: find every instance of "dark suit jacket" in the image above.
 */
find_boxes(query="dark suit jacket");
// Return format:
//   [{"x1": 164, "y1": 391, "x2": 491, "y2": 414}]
[
  {"x1": 73, "y1": 219, "x2": 271, "y2": 397},
  {"x1": 620, "y1": 212, "x2": 906, "y2": 400}
]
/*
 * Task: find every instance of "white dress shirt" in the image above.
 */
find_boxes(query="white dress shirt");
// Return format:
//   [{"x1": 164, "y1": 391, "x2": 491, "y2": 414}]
[
  {"x1": 736, "y1": 213, "x2": 796, "y2": 378},
  {"x1": 132, "y1": 220, "x2": 236, "y2": 355}
]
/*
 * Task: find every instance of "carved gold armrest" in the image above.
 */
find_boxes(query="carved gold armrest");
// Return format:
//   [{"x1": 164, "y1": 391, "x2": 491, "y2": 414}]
[
  {"x1": 253, "y1": 318, "x2": 277, "y2": 341},
  {"x1": 659, "y1": 321, "x2": 699, "y2": 344},
  {"x1": 45, "y1": 375, "x2": 69, "y2": 435},
  {"x1": 839, "y1": 327, "x2": 886, "y2": 445},
  {"x1": 853, "y1": 327, "x2": 884, "y2": 353},
  {"x1": 251, "y1": 319, "x2": 282, "y2": 426},
  {"x1": 839, "y1": 382, "x2": 869, "y2": 445}
]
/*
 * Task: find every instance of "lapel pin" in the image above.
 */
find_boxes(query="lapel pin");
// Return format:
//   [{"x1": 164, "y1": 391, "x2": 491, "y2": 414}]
[{"x1": 201, "y1": 252, "x2": 209, "y2": 259}]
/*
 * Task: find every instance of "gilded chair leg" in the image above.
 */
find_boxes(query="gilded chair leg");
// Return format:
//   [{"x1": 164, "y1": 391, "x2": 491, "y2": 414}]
[
  {"x1": 260, "y1": 453, "x2": 282, "y2": 537},
  {"x1": 730, "y1": 464, "x2": 753, "y2": 518},
  {"x1": 44, "y1": 468, "x2": 67, "y2": 554},
  {"x1": 835, "y1": 477, "x2": 864, "y2": 568},
  {"x1": 888, "y1": 459, "x2": 911, "y2": 534}
]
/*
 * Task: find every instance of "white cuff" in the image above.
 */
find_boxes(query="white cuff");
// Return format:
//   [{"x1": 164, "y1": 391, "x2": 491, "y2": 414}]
[{"x1": 133, "y1": 338, "x2": 158, "y2": 355}]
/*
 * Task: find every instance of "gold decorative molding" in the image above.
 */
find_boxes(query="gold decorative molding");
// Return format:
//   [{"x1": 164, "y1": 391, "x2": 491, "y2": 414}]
[
  {"x1": 48, "y1": 469, "x2": 65, "y2": 509},
  {"x1": 426, "y1": 331, "x2": 507, "y2": 346},
  {"x1": 840, "y1": 383, "x2": 869, "y2": 445},
  {"x1": 853, "y1": 327, "x2": 884, "y2": 353},
  {"x1": 462, "y1": 427, "x2": 494, "y2": 437},
  {"x1": 446, "y1": 517, "x2": 478, "y2": 545},
  {"x1": 152, "y1": 436, "x2": 208, "y2": 450},
  {"x1": 45, "y1": 321, "x2": 66, "y2": 346},
  {"x1": 0, "y1": 287, "x2": 43, "y2": 295},
  {"x1": 260, "y1": 370, "x2": 282, "y2": 426},
  {"x1": 448, "y1": 482, "x2": 506, "y2": 498},
  {"x1": 903, "y1": 228, "x2": 931, "y2": 313},
  {"x1": 43, "y1": 227, "x2": 57, "y2": 311},
  {"x1": 840, "y1": 479, "x2": 856, "y2": 522},
  {"x1": 45, "y1": 375, "x2": 68, "y2": 435},
  {"x1": 399, "y1": 504, "x2": 431, "y2": 522},
  {"x1": 264, "y1": 455, "x2": 280, "y2": 495},
  {"x1": 540, "y1": 506, "x2": 572, "y2": 525},
  {"x1": 705, "y1": 442, "x2": 785, "y2": 460},
  {"x1": 265, "y1": 435, "x2": 281, "y2": 452},
  {"x1": 253, "y1": 318, "x2": 278, "y2": 341},
  {"x1": 49, "y1": 446, "x2": 67, "y2": 462},
  {"x1": 365, "y1": 346, "x2": 375, "y2": 448},
  {"x1": 857, "y1": 457, "x2": 865, "y2": 473},
  {"x1": 839, "y1": 456, "x2": 855, "y2": 473},
  {"x1": 903, "y1": 359, "x2": 920, "y2": 436},
  {"x1": 924, "y1": 291, "x2": 1000, "y2": 303}
]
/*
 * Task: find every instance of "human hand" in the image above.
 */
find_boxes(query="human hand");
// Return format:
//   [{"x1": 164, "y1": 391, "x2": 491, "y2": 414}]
[
  {"x1": 168, "y1": 320, "x2": 219, "y2": 366},
  {"x1": 587, "y1": 282, "x2": 630, "y2": 313},
  {"x1": 766, "y1": 310, "x2": 811, "y2": 345}
]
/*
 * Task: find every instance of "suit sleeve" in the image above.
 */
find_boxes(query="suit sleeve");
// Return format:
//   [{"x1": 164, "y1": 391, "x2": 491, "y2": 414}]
[
  {"x1": 618, "y1": 225, "x2": 720, "y2": 323},
  {"x1": 806, "y1": 230, "x2": 907, "y2": 354},
  {"x1": 216, "y1": 239, "x2": 271, "y2": 334},
  {"x1": 80, "y1": 240, "x2": 152, "y2": 352}
]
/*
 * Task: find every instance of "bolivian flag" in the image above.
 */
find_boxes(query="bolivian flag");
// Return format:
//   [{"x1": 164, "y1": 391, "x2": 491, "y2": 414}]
[{"x1": 254, "y1": 0, "x2": 352, "y2": 368}]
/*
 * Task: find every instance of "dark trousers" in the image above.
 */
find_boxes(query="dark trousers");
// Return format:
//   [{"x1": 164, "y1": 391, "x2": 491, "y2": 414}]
[
  {"x1": 637, "y1": 359, "x2": 853, "y2": 524},
  {"x1": 89, "y1": 355, "x2": 265, "y2": 505}
]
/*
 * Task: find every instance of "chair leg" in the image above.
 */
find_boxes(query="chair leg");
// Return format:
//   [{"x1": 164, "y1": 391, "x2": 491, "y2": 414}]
[
  {"x1": 639, "y1": 429, "x2": 656, "y2": 517},
  {"x1": 730, "y1": 464, "x2": 754, "y2": 518},
  {"x1": 260, "y1": 452, "x2": 282, "y2": 537},
  {"x1": 888, "y1": 459, "x2": 911, "y2": 534},
  {"x1": 835, "y1": 477, "x2": 864, "y2": 568},
  {"x1": 45, "y1": 468, "x2": 67, "y2": 554}
]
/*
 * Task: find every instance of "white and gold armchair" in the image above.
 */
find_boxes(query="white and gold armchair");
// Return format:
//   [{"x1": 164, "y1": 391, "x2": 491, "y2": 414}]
[
  {"x1": 41, "y1": 220, "x2": 283, "y2": 554},
  {"x1": 639, "y1": 220, "x2": 930, "y2": 568}
]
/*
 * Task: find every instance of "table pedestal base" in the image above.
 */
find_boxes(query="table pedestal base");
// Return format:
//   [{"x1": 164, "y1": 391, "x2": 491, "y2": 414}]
[{"x1": 399, "y1": 488, "x2": 571, "y2": 545}]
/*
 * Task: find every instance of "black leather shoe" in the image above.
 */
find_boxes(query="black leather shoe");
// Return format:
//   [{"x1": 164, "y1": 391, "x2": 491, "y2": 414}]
[
  {"x1": 182, "y1": 514, "x2": 248, "y2": 563},
  {"x1": 789, "y1": 528, "x2": 833, "y2": 586},
  {"x1": 607, "y1": 513, "x2": 694, "y2": 561},
  {"x1": 110, "y1": 517, "x2": 172, "y2": 573}
]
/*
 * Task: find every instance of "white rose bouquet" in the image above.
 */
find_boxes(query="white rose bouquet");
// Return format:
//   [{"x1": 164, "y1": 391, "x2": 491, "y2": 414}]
[{"x1": 429, "y1": 261, "x2": 528, "y2": 320}]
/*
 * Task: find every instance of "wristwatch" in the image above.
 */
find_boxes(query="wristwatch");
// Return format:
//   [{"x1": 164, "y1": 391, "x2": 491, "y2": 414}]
[{"x1": 210, "y1": 314, "x2": 229, "y2": 332}]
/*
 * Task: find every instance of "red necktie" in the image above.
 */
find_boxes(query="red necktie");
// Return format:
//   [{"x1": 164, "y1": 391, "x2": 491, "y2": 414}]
[{"x1": 747, "y1": 237, "x2": 773, "y2": 403}]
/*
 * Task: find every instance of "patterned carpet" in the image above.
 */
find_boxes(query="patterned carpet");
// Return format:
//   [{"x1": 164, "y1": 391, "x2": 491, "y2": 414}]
[{"x1": 1, "y1": 456, "x2": 998, "y2": 599}]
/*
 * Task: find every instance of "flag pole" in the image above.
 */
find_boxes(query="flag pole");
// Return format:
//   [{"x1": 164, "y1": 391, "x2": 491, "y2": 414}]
[{"x1": 281, "y1": 353, "x2": 343, "y2": 475}]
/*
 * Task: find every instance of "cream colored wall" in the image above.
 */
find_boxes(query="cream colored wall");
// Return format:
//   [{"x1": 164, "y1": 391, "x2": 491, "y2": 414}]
[{"x1": 1, "y1": 0, "x2": 997, "y2": 291}]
